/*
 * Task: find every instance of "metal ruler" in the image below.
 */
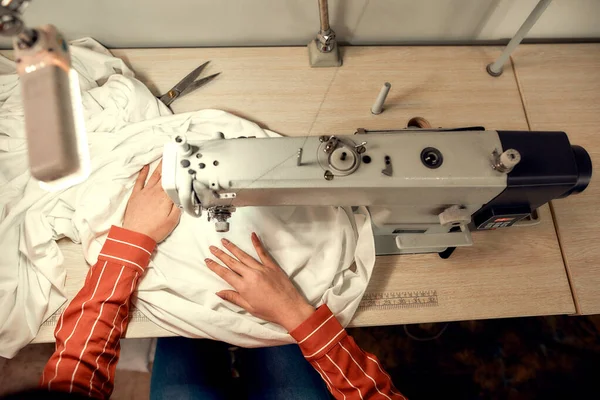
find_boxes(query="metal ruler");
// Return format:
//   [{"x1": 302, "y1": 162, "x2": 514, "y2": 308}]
[
  {"x1": 42, "y1": 290, "x2": 439, "y2": 329},
  {"x1": 42, "y1": 306, "x2": 150, "y2": 327},
  {"x1": 357, "y1": 290, "x2": 439, "y2": 311}
]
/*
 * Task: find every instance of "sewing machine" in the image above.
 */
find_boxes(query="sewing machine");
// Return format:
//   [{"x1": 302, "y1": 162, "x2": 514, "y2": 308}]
[{"x1": 162, "y1": 128, "x2": 591, "y2": 257}]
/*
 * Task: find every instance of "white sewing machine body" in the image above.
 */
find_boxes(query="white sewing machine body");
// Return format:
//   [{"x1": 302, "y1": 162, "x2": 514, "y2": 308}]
[{"x1": 163, "y1": 128, "x2": 591, "y2": 257}]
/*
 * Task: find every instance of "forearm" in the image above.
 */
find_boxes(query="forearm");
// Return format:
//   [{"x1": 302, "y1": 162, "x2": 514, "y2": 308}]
[
  {"x1": 41, "y1": 226, "x2": 156, "y2": 399},
  {"x1": 291, "y1": 305, "x2": 407, "y2": 400}
]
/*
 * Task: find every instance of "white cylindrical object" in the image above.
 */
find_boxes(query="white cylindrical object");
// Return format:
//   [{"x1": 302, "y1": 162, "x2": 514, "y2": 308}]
[
  {"x1": 487, "y1": 0, "x2": 553, "y2": 76},
  {"x1": 500, "y1": 149, "x2": 521, "y2": 169},
  {"x1": 175, "y1": 135, "x2": 193, "y2": 156},
  {"x1": 371, "y1": 82, "x2": 391, "y2": 115}
]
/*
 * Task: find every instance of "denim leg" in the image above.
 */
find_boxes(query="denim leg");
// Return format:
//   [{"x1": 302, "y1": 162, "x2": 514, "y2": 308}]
[
  {"x1": 238, "y1": 344, "x2": 331, "y2": 400},
  {"x1": 150, "y1": 337, "x2": 232, "y2": 400}
]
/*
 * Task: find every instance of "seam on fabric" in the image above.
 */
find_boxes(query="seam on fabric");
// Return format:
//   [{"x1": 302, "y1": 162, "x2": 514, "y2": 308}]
[
  {"x1": 305, "y1": 329, "x2": 345, "y2": 359},
  {"x1": 298, "y1": 314, "x2": 335, "y2": 344},
  {"x1": 106, "y1": 237, "x2": 152, "y2": 256},
  {"x1": 98, "y1": 253, "x2": 144, "y2": 273}
]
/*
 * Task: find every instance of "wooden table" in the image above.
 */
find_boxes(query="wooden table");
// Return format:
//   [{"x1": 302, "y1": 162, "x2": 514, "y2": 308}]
[
  {"x1": 33, "y1": 45, "x2": 577, "y2": 342},
  {"x1": 512, "y1": 44, "x2": 600, "y2": 315}
]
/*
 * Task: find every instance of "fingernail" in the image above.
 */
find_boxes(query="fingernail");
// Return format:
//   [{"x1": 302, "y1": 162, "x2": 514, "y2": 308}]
[
  {"x1": 204, "y1": 258, "x2": 212, "y2": 263},
  {"x1": 209, "y1": 245, "x2": 218, "y2": 252},
  {"x1": 251, "y1": 232, "x2": 258, "y2": 240},
  {"x1": 221, "y1": 238, "x2": 230, "y2": 245}
]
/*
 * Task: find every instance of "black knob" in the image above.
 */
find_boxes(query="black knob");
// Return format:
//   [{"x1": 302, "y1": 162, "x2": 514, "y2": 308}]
[{"x1": 420, "y1": 147, "x2": 443, "y2": 169}]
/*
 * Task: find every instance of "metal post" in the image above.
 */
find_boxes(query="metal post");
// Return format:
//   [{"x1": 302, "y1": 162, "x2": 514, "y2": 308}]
[
  {"x1": 318, "y1": 0, "x2": 330, "y2": 32},
  {"x1": 307, "y1": 0, "x2": 342, "y2": 67},
  {"x1": 487, "y1": 0, "x2": 553, "y2": 77},
  {"x1": 315, "y1": 0, "x2": 335, "y2": 53}
]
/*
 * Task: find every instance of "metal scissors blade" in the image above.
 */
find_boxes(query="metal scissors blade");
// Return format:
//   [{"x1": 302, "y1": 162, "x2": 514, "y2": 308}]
[
  {"x1": 159, "y1": 61, "x2": 219, "y2": 106},
  {"x1": 179, "y1": 72, "x2": 220, "y2": 98}
]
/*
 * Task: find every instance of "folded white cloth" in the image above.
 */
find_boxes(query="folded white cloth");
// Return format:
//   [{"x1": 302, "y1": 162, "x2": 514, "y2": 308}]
[{"x1": 0, "y1": 39, "x2": 375, "y2": 358}]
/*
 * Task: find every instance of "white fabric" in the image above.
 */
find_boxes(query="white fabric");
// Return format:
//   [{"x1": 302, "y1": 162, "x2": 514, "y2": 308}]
[
  {"x1": 0, "y1": 39, "x2": 375, "y2": 358},
  {"x1": 116, "y1": 338, "x2": 154, "y2": 372},
  {"x1": 137, "y1": 206, "x2": 375, "y2": 347}
]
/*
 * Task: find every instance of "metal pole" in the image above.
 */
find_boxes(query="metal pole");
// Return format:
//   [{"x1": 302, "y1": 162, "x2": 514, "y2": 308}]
[
  {"x1": 371, "y1": 82, "x2": 391, "y2": 115},
  {"x1": 318, "y1": 0, "x2": 330, "y2": 32},
  {"x1": 487, "y1": 0, "x2": 553, "y2": 77},
  {"x1": 307, "y1": 0, "x2": 341, "y2": 67}
]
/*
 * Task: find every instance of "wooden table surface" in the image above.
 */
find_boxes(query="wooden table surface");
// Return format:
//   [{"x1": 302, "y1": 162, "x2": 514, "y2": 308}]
[
  {"x1": 34, "y1": 45, "x2": 583, "y2": 342},
  {"x1": 513, "y1": 44, "x2": 600, "y2": 315}
]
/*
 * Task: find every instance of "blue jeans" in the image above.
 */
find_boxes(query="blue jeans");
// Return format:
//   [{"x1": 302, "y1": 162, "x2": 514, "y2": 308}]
[{"x1": 150, "y1": 337, "x2": 330, "y2": 400}]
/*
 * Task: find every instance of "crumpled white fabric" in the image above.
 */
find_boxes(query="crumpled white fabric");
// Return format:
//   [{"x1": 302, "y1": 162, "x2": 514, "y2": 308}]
[
  {"x1": 0, "y1": 38, "x2": 170, "y2": 358},
  {"x1": 0, "y1": 39, "x2": 375, "y2": 358},
  {"x1": 136, "y1": 206, "x2": 375, "y2": 347}
]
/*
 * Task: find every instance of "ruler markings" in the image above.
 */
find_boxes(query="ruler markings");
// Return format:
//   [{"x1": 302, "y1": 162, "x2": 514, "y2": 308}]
[
  {"x1": 358, "y1": 290, "x2": 439, "y2": 311},
  {"x1": 42, "y1": 307, "x2": 149, "y2": 327},
  {"x1": 41, "y1": 290, "x2": 439, "y2": 328}
]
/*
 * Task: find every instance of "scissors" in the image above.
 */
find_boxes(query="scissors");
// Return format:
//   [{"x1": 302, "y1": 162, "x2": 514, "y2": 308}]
[{"x1": 158, "y1": 61, "x2": 220, "y2": 107}]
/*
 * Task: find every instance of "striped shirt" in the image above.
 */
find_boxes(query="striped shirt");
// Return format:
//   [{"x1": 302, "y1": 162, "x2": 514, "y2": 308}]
[
  {"x1": 40, "y1": 226, "x2": 405, "y2": 399},
  {"x1": 291, "y1": 305, "x2": 406, "y2": 400}
]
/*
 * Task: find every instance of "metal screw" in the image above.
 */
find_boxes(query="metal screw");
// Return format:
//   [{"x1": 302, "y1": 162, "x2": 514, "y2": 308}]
[
  {"x1": 324, "y1": 170, "x2": 334, "y2": 181},
  {"x1": 492, "y1": 148, "x2": 521, "y2": 173}
]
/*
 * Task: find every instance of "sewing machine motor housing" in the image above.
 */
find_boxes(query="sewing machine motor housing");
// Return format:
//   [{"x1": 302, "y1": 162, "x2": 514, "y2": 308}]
[{"x1": 162, "y1": 128, "x2": 591, "y2": 257}]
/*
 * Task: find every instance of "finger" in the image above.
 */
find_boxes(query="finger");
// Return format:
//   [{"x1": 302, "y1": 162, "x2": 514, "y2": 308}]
[
  {"x1": 220, "y1": 238, "x2": 262, "y2": 268},
  {"x1": 205, "y1": 258, "x2": 243, "y2": 287},
  {"x1": 216, "y1": 290, "x2": 252, "y2": 311},
  {"x1": 168, "y1": 203, "x2": 181, "y2": 218},
  {"x1": 146, "y1": 160, "x2": 163, "y2": 188},
  {"x1": 209, "y1": 246, "x2": 248, "y2": 276},
  {"x1": 133, "y1": 165, "x2": 150, "y2": 193},
  {"x1": 251, "y1": 232, "x2": 277, "y2": 267},
  {"x1": 167, "y1": 205, "x2": 181, "y2": 224},
  {"x1": 153, "y1": 182, "x2": 174, "y2": 202}
]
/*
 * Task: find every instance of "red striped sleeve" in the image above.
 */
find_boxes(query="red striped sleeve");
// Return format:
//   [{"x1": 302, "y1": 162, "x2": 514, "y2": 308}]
[
  {"x1": 40, "y1": 226, "x2": 155, "y2": 399},
  {"x1": 98, "y1": 226, "x2": 156, "y2": 273},
  {"x1": 291, "y1": 305, "x2": 407, "y2": 400}
]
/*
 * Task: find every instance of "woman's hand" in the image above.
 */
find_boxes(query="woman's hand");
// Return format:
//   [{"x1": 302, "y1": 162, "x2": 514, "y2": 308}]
[
  {"x1": 205, "y1": 233, "x2": 315, "y2": 332},
  {"x1": 123, "y1": 161, "x2": 181, "y2": 243}
]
